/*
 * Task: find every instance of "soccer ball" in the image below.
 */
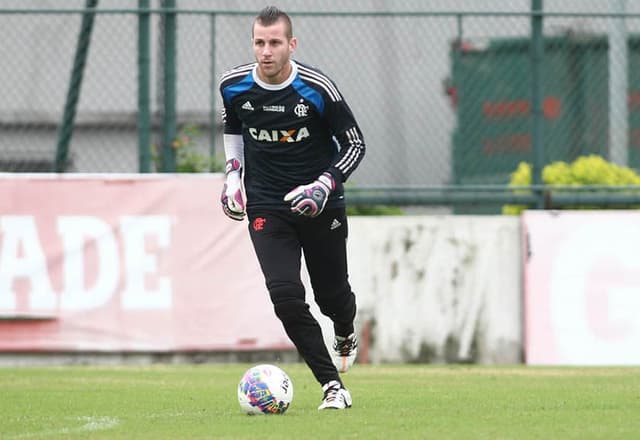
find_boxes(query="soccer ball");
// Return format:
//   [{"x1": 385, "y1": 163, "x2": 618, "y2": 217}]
[{"x1": 237, "y1": 364, "x2": 293, "y2": 415}]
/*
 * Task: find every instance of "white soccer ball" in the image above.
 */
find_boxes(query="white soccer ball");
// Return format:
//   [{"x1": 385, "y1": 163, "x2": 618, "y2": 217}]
[{"x1": 237, "y1": 364, "x2": 293, "y2": 415}]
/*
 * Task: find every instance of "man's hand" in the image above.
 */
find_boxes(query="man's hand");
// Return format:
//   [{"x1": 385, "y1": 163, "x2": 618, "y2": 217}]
[
  {"x1": 284, "y1": 172, "x2": 336, "y2": 217},
  {"x1": 220, "y1": 158, "x2": 246, "y2": 221}
]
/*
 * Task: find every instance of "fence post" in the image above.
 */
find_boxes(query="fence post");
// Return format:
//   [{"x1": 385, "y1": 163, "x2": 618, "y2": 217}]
[
  {"x1": 138, "y1": 0, "x2": 152, "y2": 172},
  {"x1": 160, "y1": 0, "x2": 177, "y2": 172},
  {"x1": 531, "y1": 0, "x2": 545, "y2": 208},
  {"x1": 54, "y1": 0, "x2": 99, "y2": 173},
  {"x1": 209, "y1": 13, "x2": 217, "y2": 165},
  {"x1": 609, "y1": 0, "x2": 629, "y2": 166}
]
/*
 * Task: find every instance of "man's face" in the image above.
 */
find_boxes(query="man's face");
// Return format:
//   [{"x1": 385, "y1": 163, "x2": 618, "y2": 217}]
[{"x1": 252, "y1": 19, "x2": 296, "y2": 84}]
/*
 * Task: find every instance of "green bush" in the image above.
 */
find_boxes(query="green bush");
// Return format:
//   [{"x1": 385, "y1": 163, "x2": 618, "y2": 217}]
[
  {"x1": 503, "y1": 155, "x2": 640, "y2": 215},
  {"x1": 152, "y1": 124, "x2": 224, "y2": 173},
  {"x1": 347, "y1": 204, "x2": 404, "y2": 216}
]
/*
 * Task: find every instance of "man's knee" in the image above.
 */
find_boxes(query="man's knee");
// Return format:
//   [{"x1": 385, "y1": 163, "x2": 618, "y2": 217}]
[
  {"x1": 268, "y1": 281, "x2": 308, "y2": 324},
  {"x1": 273, "y1": 297, "x2": 310, "y2": 325}
]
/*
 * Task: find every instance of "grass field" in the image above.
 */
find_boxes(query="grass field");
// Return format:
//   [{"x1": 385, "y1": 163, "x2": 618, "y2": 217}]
[{"x1": 1, "y1": 363, "x2": 639, "y2": 439}]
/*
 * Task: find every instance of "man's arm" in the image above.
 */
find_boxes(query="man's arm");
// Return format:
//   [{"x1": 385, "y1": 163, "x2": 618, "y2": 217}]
[
  {"x1": 220, "y1": 134, "x2": 246, "y2": 221},
  {"x1": 328, "y1": 124, "x2": 366, "y2": 183},
  {"x1": 284, "y1": 106, "x2": 365, "y2": 218},
  {"x1": 219, "y1": 81, "x2": 247, "y2": 221},
  {"x1": 322, "y1": 82, "x2": 366, "y2": 183}
]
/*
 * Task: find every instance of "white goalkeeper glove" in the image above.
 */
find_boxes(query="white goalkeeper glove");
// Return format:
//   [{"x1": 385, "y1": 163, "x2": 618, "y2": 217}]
[
  {"x1": 284, "y1": 172, "x2": 336, "y2": 217},
  {"x1": 220, "y1": 158, "x2": 246, "y2": 221}
]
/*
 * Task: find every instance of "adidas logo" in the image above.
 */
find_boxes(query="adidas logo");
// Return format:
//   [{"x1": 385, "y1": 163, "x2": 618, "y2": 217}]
[
  {"x1": 330, "y1": 219, "x2": 342, "y2": 230},
  {"x1": 241, "y1": 101, "x2": 254, "y2": 111}
]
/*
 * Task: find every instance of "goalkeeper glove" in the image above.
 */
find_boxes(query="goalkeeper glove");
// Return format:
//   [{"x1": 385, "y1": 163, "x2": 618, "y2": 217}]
[
  {"x1": 220, "y1": 158, "x2": 246, "y2": 221},
  {"x1": 284, "y1": 172, "x2": 336, "y2": 217}
]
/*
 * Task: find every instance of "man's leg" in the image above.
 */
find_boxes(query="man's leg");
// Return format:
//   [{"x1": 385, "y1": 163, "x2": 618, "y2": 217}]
[
  {"x1": 247, "y1": 210, "x2": 340, "y2": 386},
  {"x1": 300, "y1": 207, "x2": 358, "y2": 373},
  {"x1": 300, "y1": 207, "x2": 356, "y2": 336}
]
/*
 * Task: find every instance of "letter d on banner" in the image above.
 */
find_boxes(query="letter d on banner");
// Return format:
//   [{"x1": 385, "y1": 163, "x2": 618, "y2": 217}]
[{"x1": 58, "y1": 216, "x2": 119, "y2": 310}]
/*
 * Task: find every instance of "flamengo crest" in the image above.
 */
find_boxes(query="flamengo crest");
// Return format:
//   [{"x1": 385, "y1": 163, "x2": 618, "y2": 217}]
[{"x1": 294, "y1": 103, "x2": 309, "y2": 117}]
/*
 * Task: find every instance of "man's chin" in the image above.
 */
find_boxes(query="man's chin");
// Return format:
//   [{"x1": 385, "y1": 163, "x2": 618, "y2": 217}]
[{"x1": 258, "y1": 68, "x2": 279, "y2": 82}]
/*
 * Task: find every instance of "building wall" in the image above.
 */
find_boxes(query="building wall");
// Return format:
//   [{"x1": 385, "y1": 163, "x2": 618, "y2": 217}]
[{"x1": 2, "y1": 1, "x2": 637, "y2": 182}]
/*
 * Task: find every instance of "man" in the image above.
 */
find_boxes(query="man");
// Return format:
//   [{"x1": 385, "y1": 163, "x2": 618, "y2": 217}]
[{"x1": 219, "y1": 6, "x2": 365, "y2": 410}]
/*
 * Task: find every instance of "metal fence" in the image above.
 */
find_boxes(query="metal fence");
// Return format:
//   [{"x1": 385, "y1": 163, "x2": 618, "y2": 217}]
[{"x1": 2, "y1": 1, "x2": 640, "y2": 211}]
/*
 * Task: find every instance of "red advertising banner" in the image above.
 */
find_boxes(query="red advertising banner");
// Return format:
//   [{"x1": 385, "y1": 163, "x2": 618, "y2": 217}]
[
  {"x1": 0, "y1": 174, "x2": 293, "y2": 352},
  {"x1": 523, "y1": 210, "x2": 640, "y2": 365}
]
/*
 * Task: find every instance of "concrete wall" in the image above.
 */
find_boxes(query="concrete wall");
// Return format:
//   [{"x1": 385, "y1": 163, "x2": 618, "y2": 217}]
[{"x1": 311, "y1": 215, "x2": 523, "y2": 365}]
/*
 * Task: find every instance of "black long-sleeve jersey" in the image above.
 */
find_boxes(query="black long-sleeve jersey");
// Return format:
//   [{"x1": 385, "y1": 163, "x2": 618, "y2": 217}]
[{"x1": 219, "y1": 60, "x2": 366, "y2": 211}]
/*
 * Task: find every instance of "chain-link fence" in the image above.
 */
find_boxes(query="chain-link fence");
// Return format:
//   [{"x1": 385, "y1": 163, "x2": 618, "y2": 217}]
[{"x1": 2, "y1": 1, "x2": 640, "y2": 209}]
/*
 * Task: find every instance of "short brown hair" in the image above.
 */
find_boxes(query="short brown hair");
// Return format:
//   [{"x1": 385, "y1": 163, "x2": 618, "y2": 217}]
[{"x1": 253, "y1": 6, "x2": 293, "y2": 39}]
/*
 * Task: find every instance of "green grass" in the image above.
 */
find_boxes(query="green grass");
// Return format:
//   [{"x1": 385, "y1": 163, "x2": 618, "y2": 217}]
[{"x1": 1, "y1": 364, "x2": 639, "y2": 439}]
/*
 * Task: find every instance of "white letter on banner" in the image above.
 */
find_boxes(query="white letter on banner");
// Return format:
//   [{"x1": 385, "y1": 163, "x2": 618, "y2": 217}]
[
  {"x1": 58, "y1": 216, "x2": 119, "y2": 310},
  {"x1": 551, "y1": 221, "x2": 640, "y2": 365},
  {"x1": 120, "y1": 216, "x2": 172, "y2": 310},
  {"x1": 0, "y1": 216, "x2": 56, "y2": 310}
]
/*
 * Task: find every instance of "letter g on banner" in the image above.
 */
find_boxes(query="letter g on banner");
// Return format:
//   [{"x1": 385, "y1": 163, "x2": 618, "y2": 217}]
[{"x1": 550, "y1": 219, "x2": 640, "y2": 365}]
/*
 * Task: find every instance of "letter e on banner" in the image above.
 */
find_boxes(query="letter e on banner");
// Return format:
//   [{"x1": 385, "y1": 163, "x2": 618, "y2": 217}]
[{"x1": 120, "y1": 216, "x2": 172, "y2": 310}]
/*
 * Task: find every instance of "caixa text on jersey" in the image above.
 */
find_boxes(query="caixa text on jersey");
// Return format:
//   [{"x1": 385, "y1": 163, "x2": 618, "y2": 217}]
[{"x1": 248, "y1": 126, "x2": 310, "y2": 143}]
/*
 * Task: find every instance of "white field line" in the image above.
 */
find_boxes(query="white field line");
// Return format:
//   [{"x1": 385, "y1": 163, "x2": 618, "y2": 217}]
[
  {"x1": 8, "y1": 416, "x2": 119, "y2": 439},
  {"x1": 5, "y1": 412, "x2": 192, "y2": 439}
]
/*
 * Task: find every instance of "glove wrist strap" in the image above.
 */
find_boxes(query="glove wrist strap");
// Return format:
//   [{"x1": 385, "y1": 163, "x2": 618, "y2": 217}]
[
  {"x1": 225, "y1": 158, "x2": 242, "y2": 175},
  {"x1": 319, "y1": 172, "x2": 336, "y2": 191}
]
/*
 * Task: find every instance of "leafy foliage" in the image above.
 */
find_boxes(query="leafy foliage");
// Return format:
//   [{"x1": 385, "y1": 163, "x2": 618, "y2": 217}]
[
  {"x1": 347, "y1": 204, "x2": 404, "y2": 216},
  {"x1": 503, "y1": 155, "x2": 640, "y2": 214},
  {"x1": 152, "y1": 124, "x2": 224, "y2": 173}
]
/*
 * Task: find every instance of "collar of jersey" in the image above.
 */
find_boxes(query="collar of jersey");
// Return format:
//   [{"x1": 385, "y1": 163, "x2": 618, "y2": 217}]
[{"x1": 252, "y1": 60, "x2": 298, "y2": 91}]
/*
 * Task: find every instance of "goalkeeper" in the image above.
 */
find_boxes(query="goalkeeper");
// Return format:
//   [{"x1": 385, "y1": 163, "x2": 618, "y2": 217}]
[{"x1": 218, "y1": 6, "x2": 366, "y2": 411}]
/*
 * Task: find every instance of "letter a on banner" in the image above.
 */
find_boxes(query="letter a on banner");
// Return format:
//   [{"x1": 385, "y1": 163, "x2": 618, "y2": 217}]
[{"x1": 0, "y1": 216, "x2": 56, "y2": 310}]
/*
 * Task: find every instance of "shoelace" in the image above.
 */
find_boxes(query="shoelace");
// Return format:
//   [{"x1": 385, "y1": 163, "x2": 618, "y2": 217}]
[
  {"x1": 334, "y1": 337, "x2": 356, "y2": 356},
  {"x1": 323, "y1": 385, "x2": 341, "y2": 403}
]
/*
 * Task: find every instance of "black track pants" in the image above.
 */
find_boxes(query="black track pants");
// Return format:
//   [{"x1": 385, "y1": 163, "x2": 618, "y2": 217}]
[{"x1": 247, "y1": 207, "x2": 356, "y2": 386}]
